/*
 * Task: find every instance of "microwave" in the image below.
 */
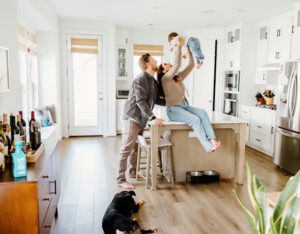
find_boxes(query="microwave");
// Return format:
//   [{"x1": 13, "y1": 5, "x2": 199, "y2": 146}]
[
  {"x1": 116, "y1": 89, "x2": 129, "y2": 99},
  {"x1": 224, "y1": 71, "x2": 240, "y2": 92}
]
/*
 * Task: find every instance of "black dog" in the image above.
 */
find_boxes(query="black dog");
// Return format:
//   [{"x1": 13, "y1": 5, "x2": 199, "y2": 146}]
[{"x1": 102, "y1": 191, "x2": 157, "y2": 234}]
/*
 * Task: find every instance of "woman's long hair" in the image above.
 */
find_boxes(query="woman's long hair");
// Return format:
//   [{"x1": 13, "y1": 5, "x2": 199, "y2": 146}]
[{"x1": 157, "y1": 64, "x2": 165, "y2": 98}]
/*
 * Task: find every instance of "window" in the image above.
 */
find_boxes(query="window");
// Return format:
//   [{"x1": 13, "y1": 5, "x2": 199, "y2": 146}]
[
  {"x1": 18, "y1": 26, "x2": 39, "y2": 118},
  {"x1": 133, "y1": 44, "x2": 164, "y2": 78}
]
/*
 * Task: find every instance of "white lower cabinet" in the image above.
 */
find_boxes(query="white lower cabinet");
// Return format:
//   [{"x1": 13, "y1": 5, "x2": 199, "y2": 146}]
[
  {"x1": 116, "y1": 99, "x2": 126, "y2": 133},
  {"x1": 238, "y1": 105, "x2": 251, "y2": 142},
  {"x1": 249, "y1": 130, "x2": 273, "y2": 154},
  {"x1": 239, "y1": 105, "x2": 276, "y2": 156}
]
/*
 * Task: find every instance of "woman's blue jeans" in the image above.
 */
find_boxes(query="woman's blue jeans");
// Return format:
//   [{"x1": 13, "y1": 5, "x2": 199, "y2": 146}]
[{"x1": 166, "y1": 100, "x2": 215, "y2": 152}]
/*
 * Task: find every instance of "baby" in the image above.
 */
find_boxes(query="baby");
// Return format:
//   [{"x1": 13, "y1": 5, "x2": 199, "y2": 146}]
[{"x1": 168, "y1": 32, "x2": 204, "y2": 69}]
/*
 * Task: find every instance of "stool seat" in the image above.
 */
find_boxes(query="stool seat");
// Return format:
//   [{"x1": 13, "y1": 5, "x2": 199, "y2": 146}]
[{"x1": 137, "y1": 135, "x2": 172, "y2": 149}]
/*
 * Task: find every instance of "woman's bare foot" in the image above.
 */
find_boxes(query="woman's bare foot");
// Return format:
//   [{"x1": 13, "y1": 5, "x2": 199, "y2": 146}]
[
  {"x1": 118, "y1": 181, "x2": 135, "y2": 189},
  {"x1": 196, "y1": 63, "x2": 202, "y2": 69},
  {"x1": 208, "y1": 141, "x2": 221, "y2": 153}
]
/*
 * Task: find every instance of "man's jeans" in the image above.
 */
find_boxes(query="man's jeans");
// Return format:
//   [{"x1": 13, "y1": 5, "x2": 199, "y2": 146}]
[
  {"x1": 166, "y1": 100, "x2": 215, "y2": 152},
  {"x1": 117, "y1": 120, "x2": 143, "y2": 184},
  {"x1": 187, "y1": 37, "x2": 205, "y2": 65}
]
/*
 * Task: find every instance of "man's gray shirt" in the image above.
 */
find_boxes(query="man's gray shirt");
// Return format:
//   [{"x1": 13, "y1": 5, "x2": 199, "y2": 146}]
[{"x1": 123, "y1": 72, "x2": 158, "y2": 128}]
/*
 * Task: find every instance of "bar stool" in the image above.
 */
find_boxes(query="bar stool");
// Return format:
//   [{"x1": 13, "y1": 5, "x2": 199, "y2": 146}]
[{"x1": 136, "y1": 134, "x2": 174, "y2": 189}]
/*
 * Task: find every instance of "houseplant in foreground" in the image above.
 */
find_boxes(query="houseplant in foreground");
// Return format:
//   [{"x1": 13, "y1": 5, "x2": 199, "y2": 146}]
[{"x1": 233, "y1": 163, "x2": 300, "y2": 234}]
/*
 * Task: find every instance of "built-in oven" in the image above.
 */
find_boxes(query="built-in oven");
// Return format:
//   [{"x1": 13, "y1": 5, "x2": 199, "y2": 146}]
[
  {"x1": 116, "y1": 89, "x2": 129, "y2": 99},
  {"x1": 224, "y1": 71, "x2": 240, "y2": 92},
  {"x1": 223, "y1": 92, "x2": 239, "y2": 116}
]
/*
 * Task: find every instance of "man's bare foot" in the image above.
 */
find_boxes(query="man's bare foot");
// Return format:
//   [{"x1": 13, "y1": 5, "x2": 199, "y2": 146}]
[
  {"x1": 118, "y1": 181, "x2": 135, "y2": 189},
  {"x1": 208, "y1": 141, "x2": 221, "y2": 153}
]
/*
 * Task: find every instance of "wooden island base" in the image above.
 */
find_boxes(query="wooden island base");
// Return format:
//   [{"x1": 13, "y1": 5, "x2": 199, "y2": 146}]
[{"x1": 150, "y1": 112, "x2": 247, "y2": 190}]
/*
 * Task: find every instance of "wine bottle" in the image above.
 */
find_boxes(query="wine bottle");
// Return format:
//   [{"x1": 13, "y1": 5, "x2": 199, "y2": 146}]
[
  {"x1": 10, "y1": 114, "x2": 20, "y2": 152},
  {"x1": 29, "y1": 111, "x2": 41, "y2": 150},
  {"x1": 19, "y1": 111, "x2": 26, "y2": 127},
  {"x1": 17, "y1": 115, "x2": 25, "y2": 142},
  {"x1": 29, "y1": 111, "x2": 36, "y2": 135},
  {"x1": 0, "y1": 116, "x2": 8, "y2": 146},
  {"x1": 3, "y1": 114, "x2": 11, "y2": 157}
]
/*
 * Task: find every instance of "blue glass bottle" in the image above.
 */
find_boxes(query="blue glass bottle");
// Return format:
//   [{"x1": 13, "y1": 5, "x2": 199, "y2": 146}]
[{"x1": 12, "y1": 141, "x2": 27, "y2": 177}]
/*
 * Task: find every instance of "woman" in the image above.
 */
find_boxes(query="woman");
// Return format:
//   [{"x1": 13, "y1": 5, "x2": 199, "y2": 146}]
[{"x1": 157, "y1": 36, "x2": 221, "y2": 152}]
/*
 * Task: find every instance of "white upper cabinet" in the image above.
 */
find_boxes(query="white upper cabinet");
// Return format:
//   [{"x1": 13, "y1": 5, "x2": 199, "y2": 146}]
[
  {"x1": 291, "y1": 9, "x2": 300, "y2": 60},
  {"x1": 116, "y1": 29, "x2": 129, "y2": 46},
  {"x1": 225, "y1": 24, "x2": 241, "y2": 70},
  {"x1": 268, "y1": 13, "x2": 293, "y2": 63},
  {"x1": 256, "y1": 23, "x2": 269, "y2": 68}
]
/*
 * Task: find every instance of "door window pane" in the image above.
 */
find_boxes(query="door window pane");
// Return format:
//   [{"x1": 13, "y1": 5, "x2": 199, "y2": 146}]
[{"x1": 72, "y1": 53, "x2": 98, "y2": 126}]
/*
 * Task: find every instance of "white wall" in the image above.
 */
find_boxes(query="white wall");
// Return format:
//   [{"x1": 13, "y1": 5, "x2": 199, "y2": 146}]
[
  {"x1": 59, "y1": 19, "x2": 116, "y2": 137},
  {"x1": 239, "y1": 22, "x2": 258, "y2": 106},
  {"x1": 0, "y1": 0, "x2": 22, "y2": 114},
  {"x1": 37, "y1": 31, "x2": 58, "y2": 107}
]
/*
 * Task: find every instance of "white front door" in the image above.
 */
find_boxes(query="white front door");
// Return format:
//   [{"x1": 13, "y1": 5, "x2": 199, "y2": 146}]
[
  {"x1": 184, "y1": 39, "x2": 216, "y2": 111},
  {"x1": 67, "y1": 34, "x2": 103, "y2": 136}
]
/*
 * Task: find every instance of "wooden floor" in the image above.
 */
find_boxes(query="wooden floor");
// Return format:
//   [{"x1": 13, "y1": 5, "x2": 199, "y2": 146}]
[{"x1": 54, "y1": 136, "x2": 291, "y2": 234}]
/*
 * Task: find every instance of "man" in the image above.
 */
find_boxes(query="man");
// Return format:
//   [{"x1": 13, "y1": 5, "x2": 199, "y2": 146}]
[{"x1": 117, "y1": 53, "x2": 164, "y2": 189}]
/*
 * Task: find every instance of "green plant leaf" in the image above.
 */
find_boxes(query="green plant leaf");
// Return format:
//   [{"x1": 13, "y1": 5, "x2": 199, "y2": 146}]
[
  {"x1": 253, "y1": 175, "x2": 267, "y2": 234},
  {"x1": 281, "y1": 196, "x2": 300, "y2": 234},
  {"x1": 246, "y1": 163, "x2": 266, "y2": 234},
  {"x1": 272, "y1": 170, "x2": 300, "y2": 231},
  {"x1": 270, "y1": 218, "x2": 279, "y2": 234},
  {"x1": 233, "y1": 190, "x2": 260, "y2": 234}
]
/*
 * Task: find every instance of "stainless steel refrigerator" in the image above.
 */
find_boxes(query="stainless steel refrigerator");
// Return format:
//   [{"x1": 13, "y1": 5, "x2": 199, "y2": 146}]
[{"x1": 274, "y1": 61, "x2": 300, "y2": 174}]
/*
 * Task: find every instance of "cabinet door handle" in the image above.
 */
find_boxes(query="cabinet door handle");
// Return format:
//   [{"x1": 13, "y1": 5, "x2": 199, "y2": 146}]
[
  {"x1": 43, "y1": 197, "x2": 50, "y2": 201},
  {"x1": 49, "y1": 181, "x2": 57, "y2": 195},
  {"x1": 243, "y1": 111, "x2": 248, "y2": 113},
  {"x1": 44, "y1": 225, "x2": 51, "y2": 229},
  {"x1": 42, "y1": 175, "x2": 49, "y2": 179},
  {"x1": 257, "y1": 125, "x2": 262, "y2": 128},
  {"x1": 271, "y1": 126, "x2": 274, "y2": 134},
  {"x1": 292, "y1": 25, "x2": 295, "y2": 34},
  {"x1": 278, "y1": 52, "x2": 280, "y2": 59},
  {"x1": 256, "y1": 139, "x2": 261, "y2": 142}
]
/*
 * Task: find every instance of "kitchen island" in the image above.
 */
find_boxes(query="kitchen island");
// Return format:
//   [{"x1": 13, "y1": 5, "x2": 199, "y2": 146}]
[{"x1": 150, "y1": 111, "x2": 247, "y2": 190}]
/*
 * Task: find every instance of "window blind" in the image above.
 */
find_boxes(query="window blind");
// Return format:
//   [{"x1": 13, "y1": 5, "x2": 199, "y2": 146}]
[
  {"x1": 70, "y1": 38, "x2": 98, "y2": 54},
  {"x1": 18, "y1": 25, "x2": 37, "y2": 54},
  {"x1": 133, "y1": 44, "x2": 164, "y2": 56}
]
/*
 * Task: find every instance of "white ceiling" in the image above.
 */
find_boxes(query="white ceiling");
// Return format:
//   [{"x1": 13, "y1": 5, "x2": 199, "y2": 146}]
[{"x1": 48, "y1": 0, "x2": 300, "y2": 29}]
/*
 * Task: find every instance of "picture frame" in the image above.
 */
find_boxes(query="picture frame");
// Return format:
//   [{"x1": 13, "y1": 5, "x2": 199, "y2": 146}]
[{"x1": 0, "y1": 46, "x2": 10, "y2": 93}]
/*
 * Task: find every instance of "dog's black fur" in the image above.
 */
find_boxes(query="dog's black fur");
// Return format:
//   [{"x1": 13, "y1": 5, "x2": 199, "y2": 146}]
[{"x1": 102, "y1": 191, "x2": 156, "y2": 234}]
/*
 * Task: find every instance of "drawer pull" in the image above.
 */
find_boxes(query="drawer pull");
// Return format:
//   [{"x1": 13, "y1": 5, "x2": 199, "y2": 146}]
[
  {"x1": 44, "y1": 225, "x2": 51, "y2": 228},
  {"x1": 243, "y1": 111, "x2": 248, "y2": 113},
  {"x1": 49, "y1": 181, "x2": 57, "y2": 195},
  {"x1": 257, "y1": 125, "x2": 262, "y2": 128},
  {"x1": 43, "y1": 197, "x2": 50, "y2": 201},
  {"x1": 256, "y1": 139, "x2": 261, "y2": 142},
  {"x1": 42, "y1": 175, "x2": 49, "y2": 179}
]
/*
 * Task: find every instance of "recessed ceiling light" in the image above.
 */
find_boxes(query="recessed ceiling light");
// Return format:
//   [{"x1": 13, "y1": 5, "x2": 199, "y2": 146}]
[
  {"x1": 237, "y1": 9, "x2": 246, "y2": 13},
  {"x1": 201, "y1": 10, "x2": 216, "y2": 14}
]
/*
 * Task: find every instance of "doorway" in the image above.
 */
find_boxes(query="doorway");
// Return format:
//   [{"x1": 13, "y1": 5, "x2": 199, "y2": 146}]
[{"x1": 67, "y1": 34, "x2": 103, "y2": 136}]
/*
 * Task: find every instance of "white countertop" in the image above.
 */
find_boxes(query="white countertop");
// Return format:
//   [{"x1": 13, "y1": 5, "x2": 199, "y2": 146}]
[{"x1": 150, "y1": 111, "x2": 248, "y2": 125}]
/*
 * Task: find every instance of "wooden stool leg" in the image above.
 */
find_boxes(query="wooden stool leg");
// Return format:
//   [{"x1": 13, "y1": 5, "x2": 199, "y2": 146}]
[
  {"x1": 146, "y1": 148, "x2": 151, "y2": 189},
  {"x1": 136, "y1": 145, "x2": 141, "y2": 180},
  {"x1": 168, "y1": 146, "x2": 175, "y2": 184}
]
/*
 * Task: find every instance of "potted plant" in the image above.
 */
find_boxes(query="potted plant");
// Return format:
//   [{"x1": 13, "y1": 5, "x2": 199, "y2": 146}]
[{"x1": 233, "y1": 163, "x2": 300, "y2": 234}]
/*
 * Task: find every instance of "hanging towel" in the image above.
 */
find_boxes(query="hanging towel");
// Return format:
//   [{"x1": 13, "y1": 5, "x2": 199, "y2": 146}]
[{"x1": 224, "y1": 99, "x2": 231, "y2": 114}]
